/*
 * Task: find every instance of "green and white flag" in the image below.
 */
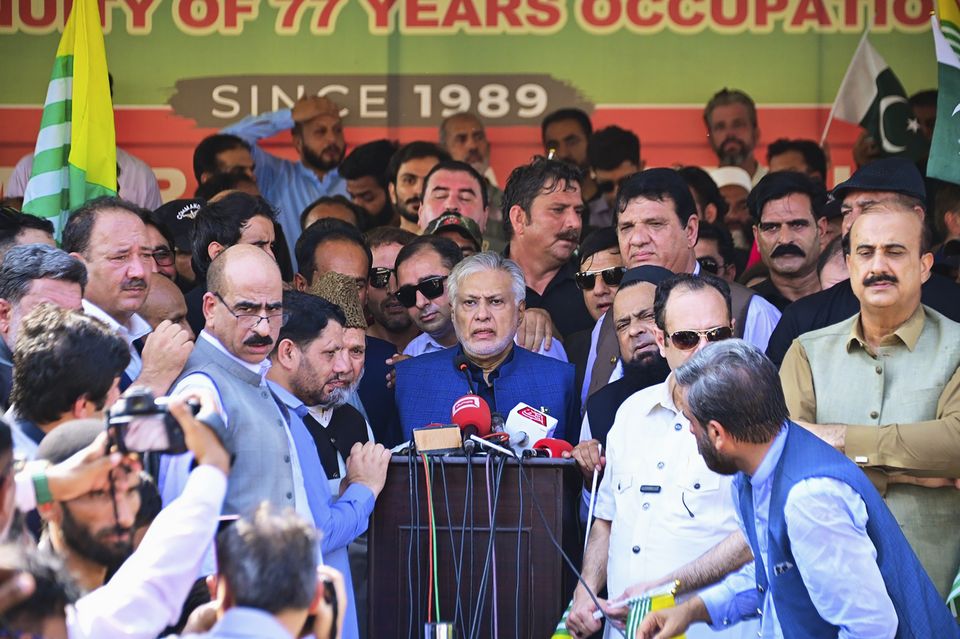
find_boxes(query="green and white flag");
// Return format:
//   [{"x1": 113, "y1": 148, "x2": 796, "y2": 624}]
[
  {"x1": 21, "y1": 0, "x2": 116, "y2": 237},
  {"x1": 928, "y1": 11, "x2": 960, "y2": 185},
  {"x1": 829, "y1": 34, "x2": 924, "y2": 160}
]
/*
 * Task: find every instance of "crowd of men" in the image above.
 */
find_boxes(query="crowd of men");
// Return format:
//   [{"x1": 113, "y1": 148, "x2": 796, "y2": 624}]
[{"x1": 0, "y1": 84, "x2": 956, "y2": 639}]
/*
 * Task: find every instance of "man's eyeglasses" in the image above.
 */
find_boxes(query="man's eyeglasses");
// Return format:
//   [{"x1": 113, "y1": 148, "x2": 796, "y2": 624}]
[
  {"x1": 667, "y1": 326, "x2": 733, "y2": 351},
  {"x1": 369, "y1": 267, "x2": 393, "y2": 289},
  {"x1": 696, "y1": 256, "x2": 722, "y2": 275},
  {"x1": 151, "y1": 247, "x2": 175, "y2": 268},
  {"x1": 396, "y1": 276, "x2": 447, "y2": 308},
  {"x1": 214, "y1": 292, "x2": 288, "y2": 329},
  {"x1": 575, "y1": 266, "x2": 625, "y2": 291}
]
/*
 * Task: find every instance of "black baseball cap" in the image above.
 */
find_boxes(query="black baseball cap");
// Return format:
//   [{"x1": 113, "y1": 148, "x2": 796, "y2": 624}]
[{"x1": 154, "y1": 199, "x2": 204, "y2": 252}]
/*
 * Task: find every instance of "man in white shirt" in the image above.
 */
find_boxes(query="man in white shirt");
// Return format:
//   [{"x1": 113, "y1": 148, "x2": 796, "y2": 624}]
[
  {"x1": 62, "y1": 197, "x2": 193, "y2": 396},
  {"x1": 397, "y1": 235, "x2": 567, "y2": 362},
  {"x1": 567, "y1": 272, "x2": 757, "y2": 639}
]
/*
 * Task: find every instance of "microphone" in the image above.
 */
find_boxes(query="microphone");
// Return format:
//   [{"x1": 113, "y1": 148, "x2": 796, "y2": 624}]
[
  {"x1": 453, "y1": 353, "x2": 477, "y2": 396},
  {"x1": 451, "y1": 394, "x2": 492, "y2": 441},
  {"x1": 524, "y1": 437, "x2": 574, "y2": 458},
  {"x1": 503, "y1": 403, "x2": 558, "y2": 453}
]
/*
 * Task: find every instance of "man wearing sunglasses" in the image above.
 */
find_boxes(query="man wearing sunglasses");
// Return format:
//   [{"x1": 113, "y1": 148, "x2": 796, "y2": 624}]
[
  {"x1": 395, "y1": 252, "x2": 577, "y2": 442},
  {"x1": 584, "y1": 169, "x2": 780, "y2": 402},
  {"x1": 396, "y1": 236, "x2": 567, "y2": 361},
  {"x1": 365, "y1": 227, "x2": 419, "y2": 352},
  {"x1": 568, "y1": 273, "x2": 756, "y2": 639}
]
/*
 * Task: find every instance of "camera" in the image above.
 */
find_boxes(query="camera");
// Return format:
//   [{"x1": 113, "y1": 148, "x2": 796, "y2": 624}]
[{"x1": 107, "y1": 387, "x2": 198, "y2": 455}]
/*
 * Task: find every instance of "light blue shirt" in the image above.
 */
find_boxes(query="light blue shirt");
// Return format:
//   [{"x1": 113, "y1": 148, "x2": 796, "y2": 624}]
[
  {"x1": 269, "y1": 381, "x2": 375, "y2": 639},
  {"x1": 180, "y1": 606, "x2": 295, "y2": 639},
  {"x1": 222, "y1": 109, "x2": 348, "y2": 263},
  {"x1": 700, "y1": 428, "x2": 897, "y2": 638}
]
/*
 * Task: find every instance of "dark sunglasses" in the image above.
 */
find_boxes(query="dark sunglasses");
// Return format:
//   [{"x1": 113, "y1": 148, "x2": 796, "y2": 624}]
[
  {"x1": 575, "y1": 266, "x2": 625, "y2": 291},
  {"x1": 396, "y1": 276, "x2": 447, "y2": 308},
  {"x1": 368, "y1": 267, "x2": 393, "y2": 289},
  {"x1": 667, "y1": 326, "x2": 733, "y2": 351},
  {"x1": 696, "y1": 256, "x2": 721, "y2": 275},
  {"x1": 152, "y1": 248, "x2": 175, "y2": 267}
]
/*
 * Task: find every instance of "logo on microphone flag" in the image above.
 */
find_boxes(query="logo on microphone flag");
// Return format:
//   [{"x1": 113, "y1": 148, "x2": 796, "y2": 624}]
[
  {"x1": 518, "y1": 405, "x2": 547, "y2": 426},
  {"x1": 452, "y1": 395, "x2": 481, "y2": 412}
]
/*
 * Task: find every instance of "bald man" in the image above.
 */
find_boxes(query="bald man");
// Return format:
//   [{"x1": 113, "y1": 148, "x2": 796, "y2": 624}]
[
  {"x1": 159, "y1": 245, "x2": 308, "y2": 529},
  {"x1": 139, "y1": 276, "x2": 193, "y2": 339}
]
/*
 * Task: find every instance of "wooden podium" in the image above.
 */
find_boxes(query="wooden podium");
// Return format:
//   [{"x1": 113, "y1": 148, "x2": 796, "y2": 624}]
[{"x1": 368, "y1": 454, "x2": 582, "y2": 638}]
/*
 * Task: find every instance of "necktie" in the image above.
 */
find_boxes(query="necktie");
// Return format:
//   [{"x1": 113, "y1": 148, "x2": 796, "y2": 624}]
[{"x1": 289, "y1": 404, "x2": 330, "y2": 525}]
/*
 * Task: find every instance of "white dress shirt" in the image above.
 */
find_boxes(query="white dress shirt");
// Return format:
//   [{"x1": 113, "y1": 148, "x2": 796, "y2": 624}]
[
  {"x1": 593, "y1": 378, "x2": 757, "y2": 639},
  {"x1": 68, "y1": 464, "x2": 227, "y2": 639},
  {"x1": 82, "y1": 299, "x2": 152, "y2": 383}
]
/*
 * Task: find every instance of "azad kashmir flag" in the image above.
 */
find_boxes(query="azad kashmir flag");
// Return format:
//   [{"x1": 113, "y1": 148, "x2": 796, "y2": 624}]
[
  {"x1": 928, "y1": 1, "x2": 960, "y2": 185},
  {"x1": 21, "y1": 0, "x2": 116, "y2": 237},
  {"x1": 830, "y1": 34, "x2": 925, "y2": 160}
]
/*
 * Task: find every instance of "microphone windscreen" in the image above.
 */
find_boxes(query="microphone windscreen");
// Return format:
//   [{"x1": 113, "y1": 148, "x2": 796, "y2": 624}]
[
  {"x1": 451, "y1": 394, "x2": 492, "y2": 437},
  {"x1": 531, "y1": 437, "x2": 573, "y2": 458}
]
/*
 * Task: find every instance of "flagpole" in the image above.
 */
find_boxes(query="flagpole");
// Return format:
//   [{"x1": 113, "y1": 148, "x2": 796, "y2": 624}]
[{"x1": 820, "y1": 22, "x2": 873, "y2": 146}]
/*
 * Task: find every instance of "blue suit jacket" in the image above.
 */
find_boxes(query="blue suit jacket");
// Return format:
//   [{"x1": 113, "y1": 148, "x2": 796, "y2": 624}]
[{"x1": 395, "y1": 345, "x2": 577, "y2": 442}]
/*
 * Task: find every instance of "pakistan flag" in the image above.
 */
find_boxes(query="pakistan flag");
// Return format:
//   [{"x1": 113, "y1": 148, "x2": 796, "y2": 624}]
[
  {"x1": 929, "y1": 10, "x2": 960, "y2": 185},
  {"x1": 831, "y1": 36, "x2": 925, "y2": 160}
]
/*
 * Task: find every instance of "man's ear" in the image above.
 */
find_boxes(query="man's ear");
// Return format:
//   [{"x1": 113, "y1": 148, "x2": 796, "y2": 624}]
[
  {"x1": 516, "y1": 300, "x2": 526, "y2": 327},
  {"x1": 508, "y1": 205, "x2": 527, "y2": 237},
  {"x1": 0, "y1": 299, "x2": 13, "y2": 339},
  {"x1": 207, "y1": 242, "x2": 226, "y2": 262},
  {"x1": 654, "y1": 326, "x2": 667, "y2": 357},
  {"x1": 293, "y1": 272, "x2": 309, "y2": 292},
  {"x1": 206, "y1": 574, "x2": 218, "y2": 601},
  {"x1": 684, "y1": 214, "x2": 700, "y2": 249},
  {"x1": 388, "y1": 183, "x2": 398, "y2": 206},
  {"x1": 704, "y1": 203, "x2": 718, "y2": 224},
  {"x1": 275, "y1": 338, "x2": 299, "y2": 370},
  {"x1": 709, "y1": 419, "x2": 731, "y2": 452}
]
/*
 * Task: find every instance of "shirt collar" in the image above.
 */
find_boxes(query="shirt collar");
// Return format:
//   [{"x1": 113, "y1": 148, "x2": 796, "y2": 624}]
[
  {"x1": 199, "y1": 330, "x2": 272, "y2": 379},
  {"x1": 650, "y1": 375, "x2": 681, "y2": 416},
  {"x1": 748, "y1": 423, "x2": 788, "y2": 486},
  {"x1": 460, "y1": 343, "x2": 515, "y2": 384},
  {"x1": 210, "y1": 606, "x2": 296, "y2": 639},
  {"x1": 82, "y1": 299, "x2": 152, "y2": 342},
  {"x1": 267, "y1": 380, "x2": 299, "y2": 410},
  {"x1": 847, "y1": 305, "x2": 926, "y2": 353}
]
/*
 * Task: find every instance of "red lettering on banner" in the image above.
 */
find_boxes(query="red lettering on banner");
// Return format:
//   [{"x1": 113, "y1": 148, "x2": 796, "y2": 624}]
[
  {"x1": 527, "y1": 0, "x2": 562, "y2": 27},
  {"x1": 0, "y1": 0, "x2": 10, "y2": 27},
  {"x1": 486, "y1": 0, "x2": 522, "y2": 26},
  {"x1": 222, "y1": 0, "x2": 255, "y2": 28},
  {"x1": 176, "y1": 0, "x2": 218, "y2": 29},
  {"x1": 124, "y1": 0, "x2": 159, "y2": 31},
  {"x1": 406, "y1": 0, "x2": 439, "y2": 26},
  {"x1": 709, "y1": 0, "x2": 746, "y2": 27},
  {"x1": 18, "y1": 0, "x2": 56, "y2": 28},
  {"x1": 789, "y1": 0, "x2": 830, "y2": 29},
  {"x1": 274, "y1": 0, "x2": 306, "y2": 29},
  {"x1": 363, "y1": 0, "x2": 398, "y2": 29},
  {"x1": 842, "y1": 0, "x2": 861, "y2": 29},
  {"x1": 626, "y1": 0, "x2": 663, "y2": 28},
  {"x1": 873, "y1": 0, "x2": 887, "y2": 28},
  {"x1": 667, "y1": 0, "x2": 705, "y2": 30},
  {"x1": 893, "y1": 0, "x2": 931, "y2": 28},
  {"x1": 312, "y1": 0, "x2": 342, "y2": 29},
  {"x1": 580, "y1": 0, "x2": 621, "y2": 27},
  {"x1": 755, "y1": 0, "x2": 787, "y2": 28},
  {"x1": 441, "y1": 0, "x2": 482, "y2": 27}
]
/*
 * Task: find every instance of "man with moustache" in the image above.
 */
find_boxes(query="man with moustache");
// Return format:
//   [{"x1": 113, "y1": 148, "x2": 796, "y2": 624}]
[
  {"x1": 388, "y1": 142, "x2": 450, "y2": 234},
  {"x1": 567, "y1": 273, "x2": 757, "y2": 639},
  {"x1": 267, "y1": 290, "x2": 389, "y2": 639},
  {"x1": 764, "y1": 158, "x2": 960, "y2": 366},
  {"x1": 779, "y1": 200, "x2": 960, "y2": 597},
  {"x1": 223, "y1": 95, "x2": 349, "y2": 259},
  {"x1": 703, "y1": 88, "x2": 766, "y2": 185},
  {"x1": 396, "y1": 235, "x2": 567, "y2": 361},
  {"x1": 635, "y1": 340, "x2": 957, "y2": 639},
  {"x1": 748, "y1": 172, "x2": 827, "y2": 311},
  {"x1": 63, "y1": 197, "x2": 193, "y2": 396},
  {"x1": 159, "y1": 245, "x2": 308, "y2": 530},
  {"x1": 394, "y1": 252, "x2": 577, "y2": 442},
  {"x1": 504, "y1": 157, "x2": 595, "y2": 340}
]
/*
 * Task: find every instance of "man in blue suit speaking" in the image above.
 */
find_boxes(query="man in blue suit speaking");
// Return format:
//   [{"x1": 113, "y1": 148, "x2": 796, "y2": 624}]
[{"x1": 395, "y1": 251, "x2": 578, "y2": 442}]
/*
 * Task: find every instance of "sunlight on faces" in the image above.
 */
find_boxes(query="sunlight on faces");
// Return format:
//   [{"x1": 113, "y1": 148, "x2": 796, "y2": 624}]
[
  {"x1": 368, "y1": 243, "x2": 411, "y2": 332},
  {"x1": 617, "y1": 196, "x2": 698, "y2": 273},
  {"x1": 296, "y1": 115, "x2": 345, "y2": 172},
  {"x1": 392, "y1": 156, "x2": 442, "y2": 222},
  {"x1": 754, "y1": 193, "x2": 822, "y2": 278},
  {"x1": 511, "y1": 180, "x2": 583, "y2": 268},
  {"x1": 396, "y1": 249, "x2": 453, "y2": 336},
  {"x1": 310, "y1": 240, "x2": 370, "y2": 307},
  {"x1": 848, "y1": 208, "x2": 931, "y2": 315},
  {"x1": 656, "y1": 285, "x2": 732, "y2": 371},
  {"x1": 290, "y1": 320, "x2": 351, "y2": 408},
  {"x1": 612, "y1": 282, "x2": 658, "y2": 365},
  {"x1": 707, "y1": 102, "x2": 758, "y2": 166},
  {"x1": 579, "y1": 248, "x2": 623, "y2": 321},
  {"x1": 76, "y1": 210, "x2": 152, "y2": 322},
  {"x1": 204, "y1": 248, "x2": 283, "y2": 364},
  {"x1": 453, "y1": 269, "x2": 523, "y2": 359},
  {"x1": 418, "y1": 169, "x2": 488, "y2": 232},
  {"x1": 58, "y1": 466, "x2": 141, "y2": 566}
]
